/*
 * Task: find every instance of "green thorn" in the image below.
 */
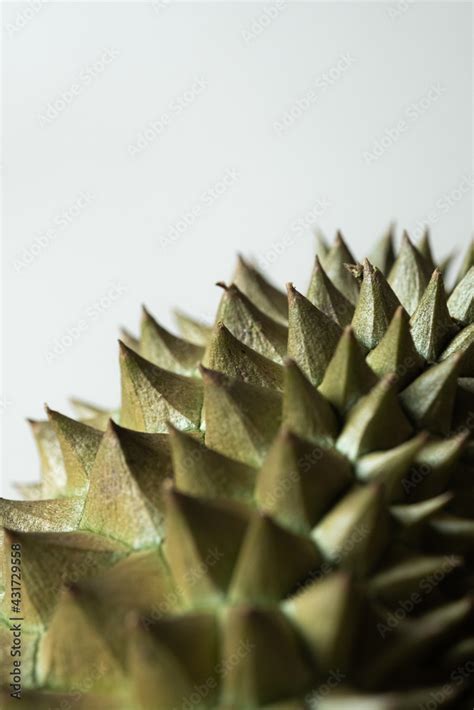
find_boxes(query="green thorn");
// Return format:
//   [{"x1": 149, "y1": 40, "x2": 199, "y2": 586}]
[
  {"x1": 163, "y1": 481, "x2": 250, "y2": 606},
  {"x1": 337, "y1": 375, "x2": 413, "y2": 461},
  {"x1": 351, "y1": 259, "x2": 401, "y2": 351},
  {"x1": 221, "y1": 606, "x2": 313, "y2": 708},
  {"x1": 233, "y1": 254, "x2": 288, "y2": 324},
  {"x1": 388, "y1": 231, "x2": 432, "y2": 315},
  {"x1": 167, "y1": 423, "x2": 256, "y2": 503},
  {"x1": 448, "y1": 266, "x2": 474, "y2": 325},
  {"x1": 399, "y1": 353, "x2": 463, "y2": 435},
  {"x1": 418, "y1": 227, "x2": 436, "y2": 272},
  {"x1": 256, "y1": 427, "x2": 351, "y2": 533},
  {"x1": 440, "y1": 324, "x2": 474, "y2": 377},
  {"x1": 409, "y1": 269, "x2": 455, "y2": 362},
  {"x1": 368, "y1": 223, "x2": 396, "y2": 275},
  {"x1": 201, "y1": 365, "x2": 281, "y2": 467},
  {"x1": 229, "y1": 511, "x2": 321, "y2": 603},
  {"x1": 216, "y1": 282, "x2": 287, "y2": 362},
  {"x1": 46, "y1": 406, "x2": 102, "y2": 496},
  {"x1": 284, "y1": 571, "x2": 360, "y2": 675},
  {"x1": 119, "y1": 341, "x2": 203, "y2": 433},
  {"x1": 140, "y1": 306, "x2": 204, "y2": 375},
  {"x1": 203, "y1": 321, "x2": 284, "y2": 390},
  {"x1": 321, "y1": 231, "x2": 360, "y2": 304},
  {"x1": 312, "y1": 483, "x2": 387, "y2": 577},
  {"x1": 173, "y1": 309, "x2": 212, "y2": 346},
  {"x1": 356, "y1": 432, "x2": 428, "y2": 502},
  {"x1": 287, "y1": 283, "x2": 342, "y2": 386},
  {"x1": 283, "y1": 359, "x2": 338, "y2": 445},
  {"x1": 454, "y1": 238, "x2": 473, "y2": 286},
  {"x1": 307, "y1": 256, "x2": 354, "y2": 327},
  {"x1": 366, "y1": 306, "x2": 424, "y2": 387},
  {"x1": 319, "y1": 326, "x2": 377, "y2": 414},
  {"x1": 80, "y1": 420, "x2": 163, "y2": 548}
]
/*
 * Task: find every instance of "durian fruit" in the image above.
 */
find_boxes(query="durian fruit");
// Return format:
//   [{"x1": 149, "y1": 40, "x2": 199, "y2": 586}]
[{"x1": 1, "y1": 231, "x2": 474, "y2": 710}]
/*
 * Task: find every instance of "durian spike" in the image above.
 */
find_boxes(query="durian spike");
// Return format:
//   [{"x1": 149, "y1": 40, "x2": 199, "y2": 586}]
[
  {"x1": 119, "y1": 340, "x2": 203, "y2": 433},
  {"x1": 366, "y1": 306, "x2": 424, "y2": 388},
  {"x1": 287, "y1": 283, "x2": 342, "y2": 386},
  {"x1": 355, "y1": 432, "x2": 428, "y2": 502},
  {"x1": 140, "y1": 305, "x2": 204, "y2": 374},
  {"x1": 311, "y1": 483, "x2": 388, "y2": 577},
  {"x1": 448, "y1": 266, "x2": 474, "y2": 325},
  {"x1": 364, "y1": 597, "x2": 474, "y2": 689},
  {"x1": 233, "y1": 254, "x2": 288, "y2": 324},
  {"x1": 215, "y1": 282, "x2": 287, "y2": 362},
  {"x1": 321, "y1": 230, "x2": 360, "y2": 304},
  {"x1": 229, "y1": 511, "x2": 321, "y2": 603},
  {"x1": 351, "y1": 259, "x2": 401, "y2": 351},
  {"x1": 128, "y1": 612, "x2": 219, "y2": 709},
  {"x1": 314, "y1": 227, "x2": 329, "y2": 260},
  {"x1": 27, "y1": 417, "x2": 67, "y2": 497},
  {"x1": 440, "y1": 324, "x2": 474, "y2": 376},
  {"x1": 454, "y1": 238, "x2": 473, "y2": 286},
  {"x1": 306, "y1": 256, "x2": 354, "y2": 327},
  {"x1": 162, "y1": 481, "x2": 250, "y2": 606},
  {"x1": 399, "y1": 352, "x2": 463, "y2": 435},
  {"x1": 203, "y1": 321, "x2": 284, "y2": 390},
  {"x1": 282, "y1": 358, "x2": 339, "y2": 445},
  {"x1": 201, "y1": 365, "x2": 281, "y2": 467},
  {"x1": 337, "y1": 375, "x2": 413, "y2": 461},
  {"x1": 46, "y1": 406, "x2": 102, "y2": 496},
  {"x1": 79, "y1": 420, "x2": 163, "y2": 548},
  {"x1": 409, "y1": 269, "x2": 456, "y2": 362},
  {"x1": 418, "y1": 227, "x2": 436, "y2": 272},
  {"x1": 283, "y1": 571, "x2": 361, "y2": 675},
  {"x1": 407, "y1": 431, "x2": 469, "y2": 500},
  {"x1": 368, "y1": 223, "x2": 396, "y2": 275},
  {"x1": 220, "y1": 606, "x2": 313, "y2": 708},
  {"x1": 319, "y1": 326, "x2": 377, "y2": 414},
  {"x1": 173, "y1": 309, "x2": 212, "y2": 346},
  {"x1": 167, "y1": 422, "x2": 256, "y2": 503},
  {"x1": 127, "y1": 614, "x2": 194, "y2": 709},
  {"x1": 0, "y1": 497, "x2": 83, "y2": 534},
  {"x1": 368, "y1": 554, "x2": 463, "y2": 606},
  {"x1": 36, "y1": 585, "x2": 125, "y2": 692},
  {"x1": 119, "y1": 327, "x2": 139, "y2": 353},
  {"x1": 388, "y1": 231, "x2": 432, "y2": 315},
  {"x1": 255, "y1": 427, "x2": 351, "y2": 533}
]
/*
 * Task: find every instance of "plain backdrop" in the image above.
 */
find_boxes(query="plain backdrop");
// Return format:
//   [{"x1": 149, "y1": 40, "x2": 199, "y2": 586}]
[{"x1": 2, "y1": 1, "x2": 473, "y2": 497}]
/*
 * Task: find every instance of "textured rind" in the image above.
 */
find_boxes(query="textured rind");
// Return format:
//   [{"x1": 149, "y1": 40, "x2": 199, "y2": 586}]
[{"x1": 1, "y1": 231, "x2": 474, "y2": 708}]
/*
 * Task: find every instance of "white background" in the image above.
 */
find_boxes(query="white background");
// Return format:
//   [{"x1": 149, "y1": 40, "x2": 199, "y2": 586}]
[{"x1": 2, "y1": 1, "x2": 473, "y2": 496}]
